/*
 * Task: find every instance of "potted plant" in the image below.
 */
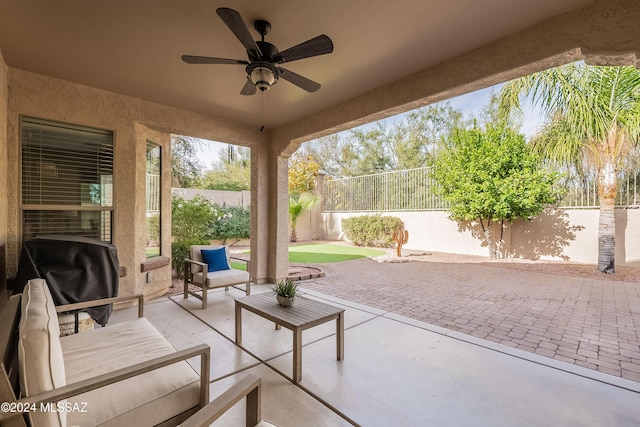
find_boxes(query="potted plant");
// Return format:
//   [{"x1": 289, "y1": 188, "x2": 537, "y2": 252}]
[{"x1": 272, "y1": 278, "x2": 299, "y2": 307}]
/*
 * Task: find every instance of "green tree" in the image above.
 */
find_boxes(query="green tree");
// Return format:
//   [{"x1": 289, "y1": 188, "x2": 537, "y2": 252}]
[
  {"x1": 200, "y1": 145, "x2": 251, "y2": 191},
  {"x1": 171, "y1": 135, "x2": 203, "y2": 187},
  {"x1": 498, "y1": 63, "x2": 640, "y2": 273},
  {"x1": 200, "y1": 164, "x2": 250, "y2": 191},
  {"x1": 400, "y1": 103, "x2": 467, "y2": 165},
  {"x1": 297, "y1": 103, "x2": 465, "y2": 178},
  {"x1": 288, "y1": 193, "x2": 319, "y2": 242},
  {"x1": 348, "y1": 124, "x2": 394, "y2": 175},
  {"x1": 478, "y1": 91, "x2": 518, "y2": 130},
  {"x1": 431, "y1": 125, "x2": 561, "y2": 259},
  {"x1": 294, "y1": 134, "x2": 345, "y2": 178}
]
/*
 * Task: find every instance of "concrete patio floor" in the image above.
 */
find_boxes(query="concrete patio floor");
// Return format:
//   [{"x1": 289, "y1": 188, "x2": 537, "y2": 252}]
[
  {"x1": 112, "y1": 284, "x2": 640, "y2": 426},
  {"x1": 301, "y1": 254, "x2": 640, "y2": 382}
]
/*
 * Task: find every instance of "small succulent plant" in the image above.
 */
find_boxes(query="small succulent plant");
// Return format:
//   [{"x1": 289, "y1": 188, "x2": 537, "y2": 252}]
[{"x1": 272, "y1": 278, "x2": 299, "y2": 298}]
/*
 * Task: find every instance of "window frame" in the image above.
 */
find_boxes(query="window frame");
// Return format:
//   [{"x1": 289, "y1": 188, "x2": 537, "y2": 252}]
[
  {"x1": 19, "y1": 116, "x2": 115, "y2": 243},
  {"x1": 145, "y1": 140, "x2": 162, "y2": 258}
]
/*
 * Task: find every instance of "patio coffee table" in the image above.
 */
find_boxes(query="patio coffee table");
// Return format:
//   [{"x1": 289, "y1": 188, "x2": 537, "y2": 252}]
[{"x1": 235, "y1": 293, "x2": 345, "y2": 383}]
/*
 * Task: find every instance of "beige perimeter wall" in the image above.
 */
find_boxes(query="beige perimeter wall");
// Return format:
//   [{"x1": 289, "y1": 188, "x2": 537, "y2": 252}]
[
  {"x1": 172, "y1": 188, "x2": 251, "y2": 209},
  {"x1": 321, "y1": 209, "x2": 640, "y2": 267}
]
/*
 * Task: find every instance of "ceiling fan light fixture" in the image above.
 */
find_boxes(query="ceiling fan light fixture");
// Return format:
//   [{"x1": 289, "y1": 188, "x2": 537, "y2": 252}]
[
  {"x1": 250, "y1": 66, "x2": 277, "y2": 91},
  {"x1": 182, "y1": 8, "x2": 333, "y2": 95}
]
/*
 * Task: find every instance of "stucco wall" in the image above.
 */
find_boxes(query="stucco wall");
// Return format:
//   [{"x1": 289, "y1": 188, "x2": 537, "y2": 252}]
[
  {"x1": 172, "y1": 188, "x2": 251, "y2": 208},
  {"x1": 5, "y1": 68, "x2": 264, "y2": 297},
  {"x1": 322, "y1": 209, "x2": 640, "y2": 267},
  {"x1": 0, "y1": 49, "x2": 8, "y2": 295},
  {"x1": 292, "y1": 203, "x2": 323, "y2": 242}
]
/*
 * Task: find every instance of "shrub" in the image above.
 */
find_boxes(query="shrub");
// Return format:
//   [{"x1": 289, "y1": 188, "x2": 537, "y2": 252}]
[
  {"x1": 341, "y1": 215, "x2": 403, "y2": 247},
  {"x1": 171, "y1": 196, "x2": 251, "y2": 277},
  {"x1": 209, "y1": 204, "x2": 251, "y2": 243},
  {"x1": 171, "y1": 238, "x2": 209, "y2": 279},
  {"x1": 172, "y1": 196, "x2": 217, "y2": 243}
]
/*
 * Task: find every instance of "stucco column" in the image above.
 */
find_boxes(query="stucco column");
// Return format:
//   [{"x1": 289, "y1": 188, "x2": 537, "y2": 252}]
[
  {"x1": 250, "y1": 142, "x2": 269, "y2": 283},
  {"x1": 251, "y1": 134, "x2": 289, "y2": 283},
  {"x1": 132, "y1": 123, "x2": 172, "y2": 299},
  {"x1": 268, "y1": 154, "x2": 290, "y2": 282},
  {"x1": 250, "y1": 142, "x2": 289, "y2": 283}
]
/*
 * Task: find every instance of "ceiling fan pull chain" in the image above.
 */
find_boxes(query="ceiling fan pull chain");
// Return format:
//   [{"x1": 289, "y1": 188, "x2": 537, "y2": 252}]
[{"x1": 260, "y1": 92, "x2": 265, "y2": 132}]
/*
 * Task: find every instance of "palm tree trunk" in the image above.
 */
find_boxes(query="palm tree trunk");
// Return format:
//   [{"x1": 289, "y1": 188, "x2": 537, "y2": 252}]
[
  {"x1": 597, "y1": 160, "x2": 617, "y2": 273},
  {"x1": 290, "y1": 219, "x2": 298, "y2": 242}
]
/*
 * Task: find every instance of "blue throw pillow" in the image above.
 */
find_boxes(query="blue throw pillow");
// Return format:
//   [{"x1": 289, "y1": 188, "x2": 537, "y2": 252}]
[{"x1": 201, "y1": 248, "x2": 230, "y2": 272}]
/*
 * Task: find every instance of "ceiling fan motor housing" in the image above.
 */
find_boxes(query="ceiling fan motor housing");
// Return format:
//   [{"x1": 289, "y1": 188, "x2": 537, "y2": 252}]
[
  {"x1": 248, "y1": 40, "x2": 280, "y2": 91},
  {"x1": 247, "y1": 61, "x2": 279, "y2": 91},
  {"x1": 254, "y1": 41, "x2": 279, "y2": 61}
]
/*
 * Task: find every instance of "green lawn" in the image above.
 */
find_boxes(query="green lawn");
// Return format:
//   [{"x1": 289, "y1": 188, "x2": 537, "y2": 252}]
[
  {"x1": 230, "y1": 261, "x2": 247, "y2": 271},
  {"x1": 288, "y1": 243, "x2": 384, "y2": 263},
  {"x1": 233, "y1": 243, "x2": 384, "y2": 269}
]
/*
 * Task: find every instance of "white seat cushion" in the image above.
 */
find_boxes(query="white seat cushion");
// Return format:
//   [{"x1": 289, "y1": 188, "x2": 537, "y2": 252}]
[
  {"x1": 61, "y1": 318, "x2": 201, "y2": 427},
  {"x1": 19, "y1": 279, "x2": 67, "y2": 427},
  {"x1": 193, "y1": 268, "x2": 250, "y2": 288}
]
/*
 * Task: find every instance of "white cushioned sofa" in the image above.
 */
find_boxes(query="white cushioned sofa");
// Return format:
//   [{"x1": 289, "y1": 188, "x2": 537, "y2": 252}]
[
  {"x1": 0, "y1": 279, "x2": 210, "y2": 427},
  {"x1": 0, "y1": 279, "x2": 277, "y2": 427}
]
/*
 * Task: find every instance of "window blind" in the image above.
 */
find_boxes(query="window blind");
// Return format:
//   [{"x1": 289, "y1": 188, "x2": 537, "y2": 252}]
[{"x1": 21, "y1": 117, "x2": 114, "y2": 242}]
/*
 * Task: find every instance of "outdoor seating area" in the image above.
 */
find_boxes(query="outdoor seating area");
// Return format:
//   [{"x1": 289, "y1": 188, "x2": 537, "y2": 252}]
[
  {"x1": 2, "y1": 267, "x2": 640, "y2": 426},
  {"x1": 99, "y1": 283, "x2": 638, "y2": 426}
]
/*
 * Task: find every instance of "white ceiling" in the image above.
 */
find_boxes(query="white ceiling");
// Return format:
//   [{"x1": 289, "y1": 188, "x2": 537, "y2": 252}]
[{"x1": 0, "y1": 0, "x2": 594, "y2": 129}]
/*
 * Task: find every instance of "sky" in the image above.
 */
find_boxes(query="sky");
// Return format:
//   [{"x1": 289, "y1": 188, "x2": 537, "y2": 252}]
[{"x1": 195, "y1": 83, "x2": 544, "y2": 169}]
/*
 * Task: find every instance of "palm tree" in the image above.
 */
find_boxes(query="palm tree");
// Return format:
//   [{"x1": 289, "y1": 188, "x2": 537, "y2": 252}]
[
  {"x1": 498, "y1": 63, "x2": 640, "y2": 273},
  {"x1": 288, "y1": 193, "x2": 319, "y2": 242}
]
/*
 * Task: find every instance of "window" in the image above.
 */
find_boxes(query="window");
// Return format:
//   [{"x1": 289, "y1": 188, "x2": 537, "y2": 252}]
[
  {"x1": 146, "y1": 142, "x2": 161, "y2": 257},
  {"x1": 21, "y1": 117, "x2": 114, "y2": 242}
]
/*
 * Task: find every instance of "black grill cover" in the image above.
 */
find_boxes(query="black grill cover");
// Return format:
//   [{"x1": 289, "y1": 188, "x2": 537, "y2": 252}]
[{"x1": 15, "y1": 235, "x2": 120, "y2": 326}]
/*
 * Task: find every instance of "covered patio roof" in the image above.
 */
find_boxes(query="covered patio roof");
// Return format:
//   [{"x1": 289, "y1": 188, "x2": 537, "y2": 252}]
[{"x1": 0, "y1": 0, "x2": 606, "y2": 131}]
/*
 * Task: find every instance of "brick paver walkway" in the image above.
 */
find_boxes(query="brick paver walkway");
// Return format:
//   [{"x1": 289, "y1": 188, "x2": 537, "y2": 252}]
[{"x1": 300, "y1": 257, "x2": 640, "y2": 382}]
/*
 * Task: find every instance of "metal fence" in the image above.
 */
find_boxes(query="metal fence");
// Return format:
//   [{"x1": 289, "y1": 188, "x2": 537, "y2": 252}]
[
  {"x1": 323, "y1": 168, "x2": 447, "y2": 212},
  {"x1": 560, "y1": 173, "x2": 640, "y2": 208},
  {"x1": 146, "y1": 174, "x2": 161, "y2": 212},
  {"x1": 323, "y1": 167, "x2": 640, "y2": 212}
]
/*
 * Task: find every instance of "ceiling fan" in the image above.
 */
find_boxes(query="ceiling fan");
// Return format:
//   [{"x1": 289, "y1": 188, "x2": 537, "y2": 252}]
[{"x1": 182, "y1": 7, "x2": 334, "y2": 95}]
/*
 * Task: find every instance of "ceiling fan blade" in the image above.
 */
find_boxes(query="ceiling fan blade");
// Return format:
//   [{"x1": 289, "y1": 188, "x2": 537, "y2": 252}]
[
  {"x1": 274, "y1": 35, "x2": 333, "y2": 63},
  {"x1": 182, "y1": 55, "x2": 249, "y2": 65},
  {"x1": 240, "y1": 79, "x2": 257, "y2": 96},
  {"x1": 279, "y1": 67, "x2": 321, "y2": 92},
  {"x1": 216, "y1": 7, "x2": 262, "y2": 60}
]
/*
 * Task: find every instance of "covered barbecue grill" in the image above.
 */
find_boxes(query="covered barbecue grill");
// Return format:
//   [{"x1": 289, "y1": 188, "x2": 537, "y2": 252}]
[{"x1": 14, "y1": 235, "x2": 121, "y2": 326}]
